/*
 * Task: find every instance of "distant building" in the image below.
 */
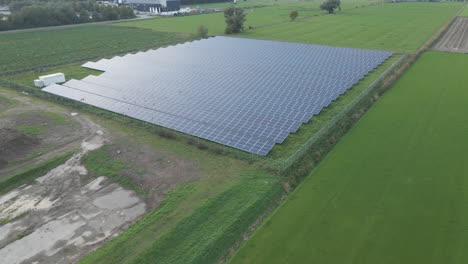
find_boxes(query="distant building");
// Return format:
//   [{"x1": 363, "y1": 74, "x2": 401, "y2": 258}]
[{"x1": 120, "y1": 0, "x2": 180, "y2": 12}]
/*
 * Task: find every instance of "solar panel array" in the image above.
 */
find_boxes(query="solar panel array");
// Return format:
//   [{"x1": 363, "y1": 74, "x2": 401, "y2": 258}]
[{"x1": 43, "y1": 36, "x2": 392, "y2": 155}]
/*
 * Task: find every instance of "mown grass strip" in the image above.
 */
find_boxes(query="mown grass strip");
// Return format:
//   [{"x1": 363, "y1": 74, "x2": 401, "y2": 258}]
[
  {"x1": 0, "y1": 151, "x2": 74, "y2": 195},
  {"x1": 79, "y1": 172, "x2": 282, "y2": 264}
]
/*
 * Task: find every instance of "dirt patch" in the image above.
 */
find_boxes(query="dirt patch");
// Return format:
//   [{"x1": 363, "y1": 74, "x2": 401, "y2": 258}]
[
  {"x1": 89, "y1": 143, "x2": 204, "y2": 209},
  {"x1": 0, "y1": 128, "x2": 39, "y2": 167},
  {"x1": 0, "y1": 129, "x2": 147, "y2": 264},
  {"x1": 433, "y1": 17, "x2": 468, "y2": 53},
  {"x1": 0, "y1": 92, "x2": 98, "y2": 178}
]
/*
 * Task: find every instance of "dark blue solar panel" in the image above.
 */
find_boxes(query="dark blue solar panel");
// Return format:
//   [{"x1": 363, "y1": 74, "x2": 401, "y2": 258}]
[{"x1": 43, "y1": 36, "x2": 392, "y2": 155}]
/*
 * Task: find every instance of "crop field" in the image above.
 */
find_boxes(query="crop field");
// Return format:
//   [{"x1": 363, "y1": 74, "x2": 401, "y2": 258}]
[
  {"x1": 240, "y1": 2, "x2": 461, "y2": 52},
  {"x1": 0, "y1": 25, "x2": 193, "y2": 74},
  {"x1": 118, "y1": 0, "x2": 382, "y2": 35},
  {"x1": 230, "y1": 52, "x2": 468, "y2": 264}
]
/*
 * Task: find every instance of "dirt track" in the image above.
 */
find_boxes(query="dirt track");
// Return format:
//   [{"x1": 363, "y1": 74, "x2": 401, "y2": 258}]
[{"x1": 433, "y1": 17, "x2": 468, "y2": 53}]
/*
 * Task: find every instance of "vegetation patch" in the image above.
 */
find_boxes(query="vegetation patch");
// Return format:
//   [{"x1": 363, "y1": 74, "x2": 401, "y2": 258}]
[
  {"x1": 82, "y1": 146, "x2": 146, "y2": 194},
  {"x1": 0, "y1": 211, "x2": 29, "y2": 226},
  {"x1": 16, "y1": 125, "x2": 44, "y2": 136},
  {"x1": 0, "y1": 152, "x2": 74, "y2": 195}
]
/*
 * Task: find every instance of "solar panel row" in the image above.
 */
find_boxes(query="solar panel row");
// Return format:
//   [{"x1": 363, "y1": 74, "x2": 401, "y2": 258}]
[{"x1": 43, "y1": 36, "x2": 392, "y2": 155}]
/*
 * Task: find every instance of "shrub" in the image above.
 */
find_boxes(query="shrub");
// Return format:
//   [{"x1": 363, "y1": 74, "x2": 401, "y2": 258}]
[
  {"x1": 320, "y1": 0, "x2": 341, "y2": 14},
  {"x1": 289, "y1": 10, "x2": 298, "y2": 21},
  {"x1": 196, "y1": 24, "x2": 208, "y2": 38}
]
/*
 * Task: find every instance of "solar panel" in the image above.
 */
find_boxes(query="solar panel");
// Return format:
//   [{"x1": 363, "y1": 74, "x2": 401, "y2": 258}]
[{"x1": 43, "y1": 36, "x2": 392, "y2": 155}]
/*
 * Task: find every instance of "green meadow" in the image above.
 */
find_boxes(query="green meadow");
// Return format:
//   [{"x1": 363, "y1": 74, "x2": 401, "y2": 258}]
[
  {"x1": 231, "y1": 52, "x2": 468, "y2": 264},
  {"x1": 240, "y1": 2, "x2": 461, "y2": 52}
]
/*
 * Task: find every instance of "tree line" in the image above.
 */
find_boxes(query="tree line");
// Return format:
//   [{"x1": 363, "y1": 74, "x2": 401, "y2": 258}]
[
  {"x1": 180, "y1": 0, "x2": 232, "y2": 6},
  {"x1": 0, "y1": 0, "x2": 135, "y2": 31}
]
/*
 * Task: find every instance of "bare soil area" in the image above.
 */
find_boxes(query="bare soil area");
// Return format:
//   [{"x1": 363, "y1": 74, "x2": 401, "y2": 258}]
[
  {"x1": 0, "y1": 129, "x2": 147, "y2": 264},
  {"x1": 433, "y1": 17, "x2": 468, "y2": 53},
  {"x1": 99, "y1": 143, "x2": 203, "y2": 208},
  {"x1": 0, "y1": 93, "x2": 97, "y2": 178}
]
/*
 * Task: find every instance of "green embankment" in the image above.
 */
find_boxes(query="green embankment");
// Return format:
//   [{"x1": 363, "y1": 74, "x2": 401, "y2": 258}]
[
  {"x1": 231, "y1": 52, "x2": 468, "y2": 264},
  {"x1": 241, "y1": 2, "x2": 461, "y2": 52}
]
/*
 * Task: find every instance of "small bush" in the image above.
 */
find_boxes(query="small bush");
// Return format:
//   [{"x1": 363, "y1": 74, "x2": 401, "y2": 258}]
[
  {"x1": 196, "y1": 141, "x2": 208, "y2": 150},
  {"x1": 212, "y1": 147, "x2": 227, "y2": 155},
  {"x1": 158, "y1": 130, "x2": 177, "y2": 139},
  {"x1": 187, "y1": 138, "x2": 197, "y2": 145},
  {"x1": 289, "y1": 10, "x2": 298, "y2": 21},
  {"x1": 196, "y1": 24, "x2": 209, "y2": 39}
]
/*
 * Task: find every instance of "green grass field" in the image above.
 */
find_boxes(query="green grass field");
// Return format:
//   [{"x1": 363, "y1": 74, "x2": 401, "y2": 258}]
[
  {"x1": 230, "y1": 52, "x2": 468, "y2": 264},
  {"x1": 0, "y1": 25, "x2": 193, "y2": 74},
  {"x1": 118, "y1": 0, "x2": 382, "y2": 35},
  {"x1": 240, "y1": 2, "x2": 461, "y2": 52}
]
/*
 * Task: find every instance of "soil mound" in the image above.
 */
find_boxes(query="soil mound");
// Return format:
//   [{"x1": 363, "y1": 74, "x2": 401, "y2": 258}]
[{"x1": 0, "y1": 128, "x2": 39, "y2": 167}]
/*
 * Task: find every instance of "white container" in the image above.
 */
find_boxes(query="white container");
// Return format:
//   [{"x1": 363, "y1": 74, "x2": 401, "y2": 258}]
[
  {"x1": 34, "y1": 79, "x2": 44, "y2": 88},
  {"x1": 38, "y1": 73, "x2": 66, "y2": 86}
]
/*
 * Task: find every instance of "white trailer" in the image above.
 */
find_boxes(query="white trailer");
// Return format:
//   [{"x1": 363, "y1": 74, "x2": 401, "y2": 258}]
[{"x1": 34, "y1": 73, "x2": 66, "y2": 88}]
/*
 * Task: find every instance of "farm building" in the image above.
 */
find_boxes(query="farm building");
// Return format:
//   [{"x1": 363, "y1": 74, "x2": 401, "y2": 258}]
[{"x1": 120, "y1": 0, "x2": 180, "y2": 12}]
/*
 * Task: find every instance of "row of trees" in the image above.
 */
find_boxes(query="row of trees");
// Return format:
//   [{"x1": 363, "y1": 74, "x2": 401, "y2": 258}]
[
  {"x1": 0, "y1": 1, "x2": 135, "y2": 31},
  {"x1": 181, "y1": 0, "x2": 232, "y2": 6}
]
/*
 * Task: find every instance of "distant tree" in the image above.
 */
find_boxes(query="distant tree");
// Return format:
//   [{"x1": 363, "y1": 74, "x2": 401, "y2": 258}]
[
  {"x1": 320, "y1": 0, "x2": 341, "y2": 14},
  {"x1": 0, "y1": 0, "x2": 135, "y2": 31},
  {"x1": 289, "y1": 10, "x2": 298, "y2": 21},
  {"x1": 197, "y1": 24, "x2": 208, "y2": 38},
  {"x1": 79, "y1": 9, "x2": 91, "y2": 23},
  {"x1": 224, "y1": 6, "x2": 246, "y2": 34},
  {"x1": 118, "y1": 6, "x2": 136, "y2": 19}
]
